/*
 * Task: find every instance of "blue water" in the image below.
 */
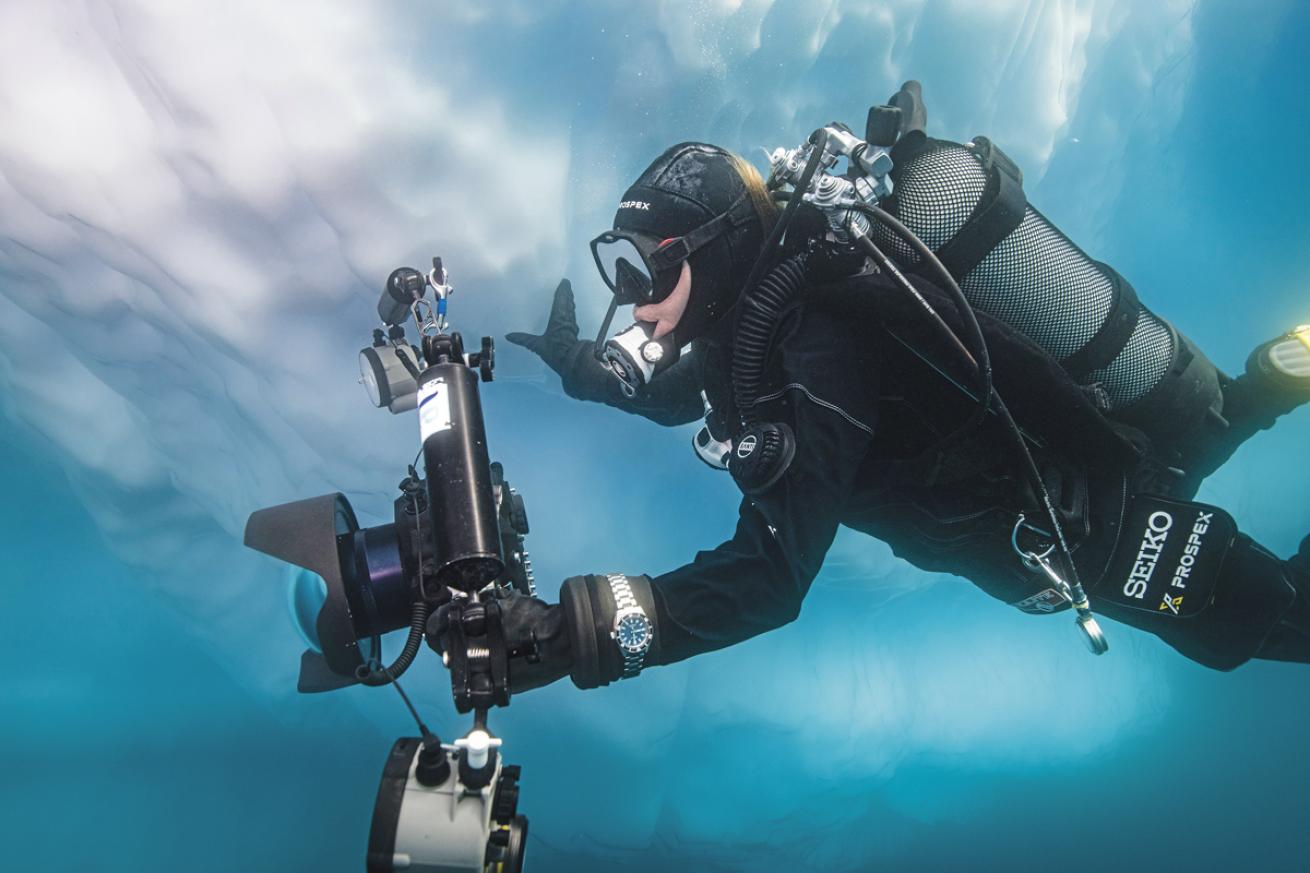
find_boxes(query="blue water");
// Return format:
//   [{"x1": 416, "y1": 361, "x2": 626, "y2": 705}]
[{"x1": 3, "y1": 2, "x2": 1310, "y2": 871}]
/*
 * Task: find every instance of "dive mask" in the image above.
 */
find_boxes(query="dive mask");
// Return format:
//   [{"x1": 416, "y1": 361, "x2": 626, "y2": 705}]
[
  {"x1": 589, "y1": 192, "x2": 754, "y2": 305},
  {"x1": 590, "y1": 192, "x2": 756, "y2": 395},
  {"x1": 590, "y1": 229, "x2": 683, "y2": 306}
]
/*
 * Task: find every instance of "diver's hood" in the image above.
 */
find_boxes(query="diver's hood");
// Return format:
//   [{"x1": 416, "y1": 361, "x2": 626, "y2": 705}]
[{"x1": 613, "y1": 143, "x2": 768, "y2": 347}]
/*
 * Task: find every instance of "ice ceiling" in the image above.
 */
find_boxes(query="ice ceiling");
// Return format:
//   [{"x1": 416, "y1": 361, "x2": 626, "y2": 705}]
[{"x1": 5, "y1": 2, "x2": 1306, "y2": 870}]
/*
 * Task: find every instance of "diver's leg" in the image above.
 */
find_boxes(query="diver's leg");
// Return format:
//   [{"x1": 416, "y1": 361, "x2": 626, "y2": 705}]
[
  {"x1": 1254, "y1": 534, "x2": 1310, "y2": 664},
  {"x1": 1191, "y1": 332, "x2": 1310, "y2": 662},
  {"x1": 1180, "y1": 326, "x2": 1310, "y2": 484},
  {"x1": 1090, "y1": 530, "x2": 1302, "y2": 670}
]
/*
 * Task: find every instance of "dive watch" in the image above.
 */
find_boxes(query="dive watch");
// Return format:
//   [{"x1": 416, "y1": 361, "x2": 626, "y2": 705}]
[{"x1": 606, "y1": 573, "x2": 653, "y2": 678}]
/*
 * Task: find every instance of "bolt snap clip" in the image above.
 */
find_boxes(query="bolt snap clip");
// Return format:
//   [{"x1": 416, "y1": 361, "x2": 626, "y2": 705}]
[{"x1": 1011, "y1": 514, "x2": 1109, "y2": 656}]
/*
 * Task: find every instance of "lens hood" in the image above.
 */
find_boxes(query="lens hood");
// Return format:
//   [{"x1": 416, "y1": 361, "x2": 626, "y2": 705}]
[{"x1": 245, "y1": 493, "x2": 374, "y2": 691}]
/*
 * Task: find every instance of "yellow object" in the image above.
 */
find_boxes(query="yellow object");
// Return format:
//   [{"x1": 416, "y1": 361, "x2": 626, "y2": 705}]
[{"x1": 1295, "y1": 324, "x2": 1310, "y2": 354}]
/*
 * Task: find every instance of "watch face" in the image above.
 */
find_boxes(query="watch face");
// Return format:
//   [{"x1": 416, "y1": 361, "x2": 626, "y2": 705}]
[{"x1": 615, "y1": 614, "x2": 650, "y2": 652}]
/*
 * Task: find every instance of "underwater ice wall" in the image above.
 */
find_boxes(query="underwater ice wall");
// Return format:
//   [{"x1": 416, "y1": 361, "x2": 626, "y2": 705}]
[{"x1": 10, "y1": 1, "x2": 1309, "y2": 871}]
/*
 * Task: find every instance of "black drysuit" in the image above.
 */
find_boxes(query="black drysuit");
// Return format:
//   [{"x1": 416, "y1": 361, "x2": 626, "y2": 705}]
[{"x1": 571, "y1": 269, "x2": 1310, "y2": 671}]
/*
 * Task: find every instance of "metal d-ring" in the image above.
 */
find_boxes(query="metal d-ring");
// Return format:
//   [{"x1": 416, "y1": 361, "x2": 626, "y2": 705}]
[{"x1": 1010, "y1": 512, "x2": 1055, "y2": 567}]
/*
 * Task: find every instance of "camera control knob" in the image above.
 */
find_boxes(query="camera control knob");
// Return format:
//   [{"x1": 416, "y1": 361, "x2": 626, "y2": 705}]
[
  {"x1": 479, "y1": 336, "x2": 495, "y2": 382},
  {"x1": 492, "y1": 765, "x2": 521, "y2": 824},
  {"x1": 461, "y1": 602, "x2": 487, "y2": 637},
  {"x1": 509, "y1": 490, "x2": 529, "y2": 535}
]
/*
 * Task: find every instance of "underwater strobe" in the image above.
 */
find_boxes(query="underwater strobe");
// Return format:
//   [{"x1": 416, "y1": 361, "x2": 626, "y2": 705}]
[{"x1": 244, "y1": 257, "x2": 534, "y2": 872}]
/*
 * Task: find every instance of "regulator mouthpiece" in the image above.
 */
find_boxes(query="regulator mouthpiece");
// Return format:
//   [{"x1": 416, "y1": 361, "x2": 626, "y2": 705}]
[{"x1": 601, "y1": 321, "x2": 680, "y2": 398}]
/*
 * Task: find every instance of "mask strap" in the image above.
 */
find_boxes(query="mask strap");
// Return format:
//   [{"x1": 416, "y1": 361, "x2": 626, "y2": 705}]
[
  {"x1": 648, "y1": 193, "x2": 754, "y2": 272},
  {"x1": 592, "y1": 296, "x2": 620, "y2": 361}
]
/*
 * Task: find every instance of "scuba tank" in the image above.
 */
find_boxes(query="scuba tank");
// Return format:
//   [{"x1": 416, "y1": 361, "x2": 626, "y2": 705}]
[
  {"x1": 746, "y1": 85, "x2": 1236, "y2": 655},
  {"x1": 870, "y1": 127, "x2": 1226, "y2": 449}
]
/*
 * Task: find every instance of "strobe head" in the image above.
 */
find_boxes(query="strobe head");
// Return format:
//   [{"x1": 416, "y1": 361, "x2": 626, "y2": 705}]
[{"x1": 368, "y1": 736, "x2": 528, "y2": 873}]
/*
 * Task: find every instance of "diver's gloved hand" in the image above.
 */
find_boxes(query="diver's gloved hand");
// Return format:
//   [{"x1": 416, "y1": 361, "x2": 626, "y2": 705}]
[
  {"x1": 505, "y1": 279, "x2": 583, "y2": 373},
  {"x1": 505, "y1": 279, "x2": 615, "y2": 402},
  {"x1": 497, "y1": 593, "x2": 574, "y2": 693},
  {"x1": 430, "y1": 593, "x2": 573, "y2": 694}
]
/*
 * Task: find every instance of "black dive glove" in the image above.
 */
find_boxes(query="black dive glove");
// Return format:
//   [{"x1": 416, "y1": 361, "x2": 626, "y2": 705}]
[
  {"x1": 430, "y1": 593, "x2": 573, "y2": 694},
  {"x1": 431, "y1": 575, "x2": 661, "y2": 693},
  {"x1": 505, "y1": 279, "x2": 615, "y2": 403},
  {"x1": 505, "y1": 279, "x2": 707, "y2": 425}
]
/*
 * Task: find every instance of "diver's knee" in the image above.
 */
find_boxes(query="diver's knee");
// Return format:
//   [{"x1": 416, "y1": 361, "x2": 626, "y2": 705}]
[{"x1": 1253, "y1": 537, "x2": 1310, "y2": 664}]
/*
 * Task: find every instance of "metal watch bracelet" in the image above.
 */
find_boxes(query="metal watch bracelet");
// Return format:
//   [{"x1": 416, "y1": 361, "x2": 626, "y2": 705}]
[{"x1": 607, "y1": 573, "x2": 649, "y2": 678}]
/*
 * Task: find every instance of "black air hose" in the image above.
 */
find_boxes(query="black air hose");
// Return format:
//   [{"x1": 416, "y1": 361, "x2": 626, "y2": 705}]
[
  {"x1": 727, "y1": 130, "x2": 828, "y2": 430},
  {"x1": 732, "y1": 253, "x2": 809, "y2": 428},
  {"x1": 845, "y1": 205, "x2": 1087, "y2": 600},
  {"x1": 356, "y1": 599, "x2": 431, "y2": 686}
]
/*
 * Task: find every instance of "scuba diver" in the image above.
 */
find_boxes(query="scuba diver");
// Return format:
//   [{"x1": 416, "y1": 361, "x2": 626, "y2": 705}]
[{"x1": 461, "y1": 82, "x2": 1310, "y2": 692}]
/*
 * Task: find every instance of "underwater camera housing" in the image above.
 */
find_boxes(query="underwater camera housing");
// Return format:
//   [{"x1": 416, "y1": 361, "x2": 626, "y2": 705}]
[{"x1": 244, "y1": 257, "x2": 533, "y2": 872}]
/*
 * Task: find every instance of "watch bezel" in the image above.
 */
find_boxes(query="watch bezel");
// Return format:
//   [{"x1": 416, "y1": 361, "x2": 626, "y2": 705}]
[{"x1": 612, "y1": 608, "x2": 652, "y2": 654}]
